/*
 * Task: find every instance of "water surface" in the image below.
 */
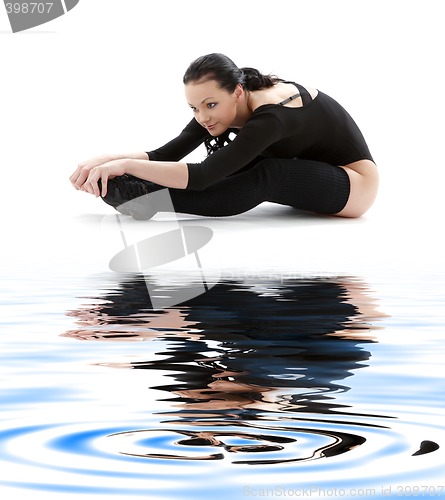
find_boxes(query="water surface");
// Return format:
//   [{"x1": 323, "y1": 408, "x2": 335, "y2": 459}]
[{"x1": 1, "y1": 271, "x2": 444, "y2": 499}]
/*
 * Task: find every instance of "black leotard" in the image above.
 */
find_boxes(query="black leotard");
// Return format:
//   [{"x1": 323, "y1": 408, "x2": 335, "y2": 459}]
[{"x1": 146, "y1": 83, "x2": 374, "y2": 191}]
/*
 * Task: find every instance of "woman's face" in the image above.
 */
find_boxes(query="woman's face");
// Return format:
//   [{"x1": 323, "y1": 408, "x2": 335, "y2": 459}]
[{"x1": 185, "y1": 79, "x2": 242, "y2": 136}]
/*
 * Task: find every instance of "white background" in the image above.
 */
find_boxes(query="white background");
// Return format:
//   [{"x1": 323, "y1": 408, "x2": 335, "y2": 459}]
[{"x1": 1, "y1": 0, "x2": 444, "y2": 278}]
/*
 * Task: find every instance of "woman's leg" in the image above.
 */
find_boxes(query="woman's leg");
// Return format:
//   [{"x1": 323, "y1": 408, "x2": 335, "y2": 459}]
[
  {"x1": 336, "y1": 160, "x2": 379, "y2": 218},
  {"x1": 102, "y1": 158, "x2": 350, "y2": 219}
]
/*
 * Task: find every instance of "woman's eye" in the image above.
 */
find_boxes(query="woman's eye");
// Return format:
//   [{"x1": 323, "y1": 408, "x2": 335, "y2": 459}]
[{"x1": 190, "y1": 103, "x2": 216, "y2": 112}]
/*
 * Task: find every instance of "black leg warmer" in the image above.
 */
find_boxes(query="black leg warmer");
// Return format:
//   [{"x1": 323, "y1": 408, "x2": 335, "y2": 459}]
[{"x1": 102, "y1": 158, "x2": 350, "y2": 219}]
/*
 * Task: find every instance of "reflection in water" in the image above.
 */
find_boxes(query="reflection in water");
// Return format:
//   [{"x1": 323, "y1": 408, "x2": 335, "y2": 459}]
[{"x1": 65, "y1": 274, "x2": 389, "y2": 464}]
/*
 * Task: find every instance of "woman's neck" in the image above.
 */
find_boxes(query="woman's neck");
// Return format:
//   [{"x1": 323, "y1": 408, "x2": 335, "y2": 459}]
[{"x1": 231, "y1": 90, "x2": 254, "y2": 129}]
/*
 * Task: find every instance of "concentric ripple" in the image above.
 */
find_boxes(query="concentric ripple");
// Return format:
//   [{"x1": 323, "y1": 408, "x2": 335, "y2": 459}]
[
  {"x1": 0, "y1": 412, "x2": 443, "y2": 496},
  {"x1": 107, "y1": 425, "x2": 366, "y2": 464},
  {"x1": 0, "y1": 421, "x2": 197, "y2": 496}
]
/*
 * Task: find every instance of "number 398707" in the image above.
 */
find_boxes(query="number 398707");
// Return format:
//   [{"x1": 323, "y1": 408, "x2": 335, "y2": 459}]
[{"x1": 5, "y1": 3, "x2": 54, "y2": 14}]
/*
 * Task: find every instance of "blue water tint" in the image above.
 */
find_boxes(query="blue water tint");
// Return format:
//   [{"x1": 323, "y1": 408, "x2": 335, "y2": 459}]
[
  {"x1": 0, "y1": 386, "x2": 84, "y2": 405},
  {"x1": 1, "y1": 272, "x2": 445, "y2": 499},
  {"x1": 48, "y1": 428, "x2": 123, "y2": 460},
  {"x1": 0, "y1": 424, "x2": 54, "y2": 441}
]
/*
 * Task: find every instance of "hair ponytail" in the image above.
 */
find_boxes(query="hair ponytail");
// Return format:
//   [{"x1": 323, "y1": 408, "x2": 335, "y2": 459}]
[
  {"x1": 240, "y1": 67, "x2": 283, "y2": 91},
  {"x1": 183, "y1": 53, "x2": 283, "y2": 93}
]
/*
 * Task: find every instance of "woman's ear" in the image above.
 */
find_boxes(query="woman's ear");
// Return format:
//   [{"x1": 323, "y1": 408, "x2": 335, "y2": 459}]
[{"x1": 235, "y1": 84, "x2": 244, "y2": 100}]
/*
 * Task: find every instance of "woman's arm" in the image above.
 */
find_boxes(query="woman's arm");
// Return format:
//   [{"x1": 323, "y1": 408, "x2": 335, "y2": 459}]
[
  {"x1": 82, "y1": 158, "x2": 189, "y2": 197},
  {"x1": 126, "y1": 159, "x2": 188, "y2": 189},
  {"x1": 70, "y1": 152, "x2": 149, "y2": 190},
  {"x1": 72, "y1": 119, "x2": 207, "y2": 194},
  {"x1": 84, "y1": 111, "x2": 285, "y2": 196}
]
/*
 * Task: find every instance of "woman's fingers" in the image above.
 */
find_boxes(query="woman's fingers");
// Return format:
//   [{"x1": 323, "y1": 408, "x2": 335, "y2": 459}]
[
  {"x1": 82, "y1": 167, "x2": 109, "y2": 198},
  {"x1": 70, "y1": 156, "x2": 111, "y2": 190},
  {"x1": 70, "y1": 164, "x2": 91, "y2": 190},
  {"x1": 76, "y1": 169, "x2": 89, "y2": 190},
  {"x1": 77, "y1": 160, "x2": 124, "y2": 198},
  {"x1": 100, "y1": 173, "x2": 108, "y2": 198},
  {"x1": 69, "y1": 166, "x2": 82, "y2": 189}
]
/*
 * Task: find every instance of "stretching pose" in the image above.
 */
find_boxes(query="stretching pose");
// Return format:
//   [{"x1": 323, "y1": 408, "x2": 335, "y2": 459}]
[{"x1": 70, "y1": 53, "x2": 378, "y2": 219}]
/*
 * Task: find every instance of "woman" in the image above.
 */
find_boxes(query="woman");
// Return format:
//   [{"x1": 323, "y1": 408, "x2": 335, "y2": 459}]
[{"x1": 70, "y1": 53, "x2": 378, "y2": 219}]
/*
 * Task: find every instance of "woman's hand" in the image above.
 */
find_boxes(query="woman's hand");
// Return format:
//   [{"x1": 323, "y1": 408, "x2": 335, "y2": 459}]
[
  {"x1": 81, "y1": 160, "x2": 127, "y2": 197},
  {"x1": 70, "y1": 154, "x2": 115, "y2": 191}
]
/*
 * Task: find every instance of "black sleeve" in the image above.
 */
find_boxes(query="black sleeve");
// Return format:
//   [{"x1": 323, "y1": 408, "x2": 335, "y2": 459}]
[
  {"x1": 146, "y1": 118, "x2": 208, "y2": 162},
  {"x1": 186, "y1": 111, "x2": 286, "y2": 191}
]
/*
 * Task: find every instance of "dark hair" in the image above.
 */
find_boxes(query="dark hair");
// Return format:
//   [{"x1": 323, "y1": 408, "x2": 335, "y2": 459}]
[{"x1": 183, "y1": 53, "x2": 283, "y2": 92}]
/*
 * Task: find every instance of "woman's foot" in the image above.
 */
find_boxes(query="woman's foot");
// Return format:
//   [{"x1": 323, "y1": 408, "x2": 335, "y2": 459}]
[{"x1": 101, "y1": 175, "x2": 158, "y2": 220}]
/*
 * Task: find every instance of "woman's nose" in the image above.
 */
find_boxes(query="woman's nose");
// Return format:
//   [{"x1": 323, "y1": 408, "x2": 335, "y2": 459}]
[{"x1": 199, "y1": 111, "x2": 210, "y2": 124}]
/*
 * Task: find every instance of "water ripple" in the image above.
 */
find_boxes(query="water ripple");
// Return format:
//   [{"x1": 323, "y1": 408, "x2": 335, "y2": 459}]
[
  {"x1": 107, "y1": 424, "x2": 366, "y2": 464},
  {"x1": 1, "y1": 273, "x2": 445, "y2": 498},
  {"x1": 0, "y1": 409, "x2": 443, "y2": 496}
]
